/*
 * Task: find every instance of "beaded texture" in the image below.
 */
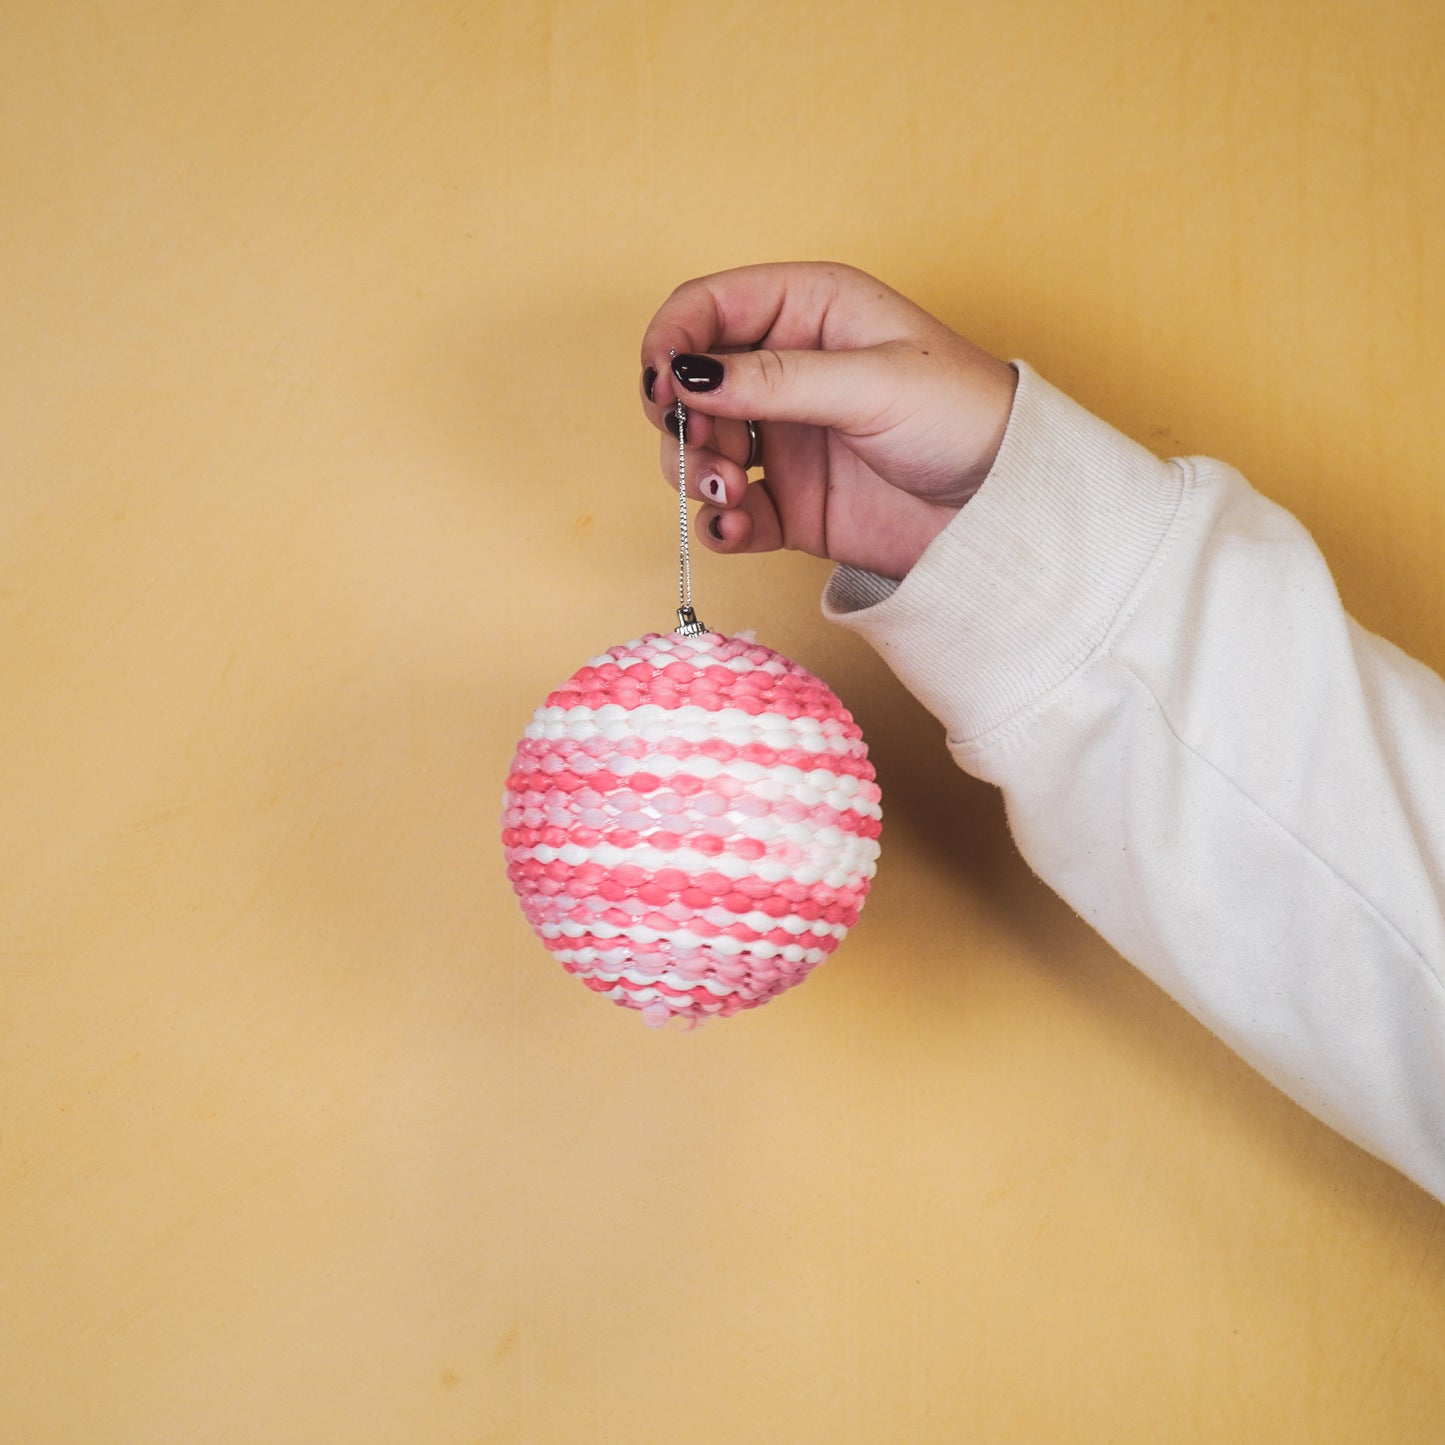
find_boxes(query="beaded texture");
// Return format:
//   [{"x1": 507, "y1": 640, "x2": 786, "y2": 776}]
[{"x1": 503, "y1": 631, "x2": 881, "y2": 1026}]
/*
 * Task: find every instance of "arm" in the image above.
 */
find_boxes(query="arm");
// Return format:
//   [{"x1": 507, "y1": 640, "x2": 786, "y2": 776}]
[
  {"x1": 641, "y1": 264, "x2": 1445, "y2": 1202},
  {"x1": 825, "y1": 363, "x2": 1445, "y2": 1202}
]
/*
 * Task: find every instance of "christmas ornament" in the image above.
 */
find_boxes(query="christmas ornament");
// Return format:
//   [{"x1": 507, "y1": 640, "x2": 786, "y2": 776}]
[{"x1": 502, "y1": 399, "x2": 881, "y2": 1025}]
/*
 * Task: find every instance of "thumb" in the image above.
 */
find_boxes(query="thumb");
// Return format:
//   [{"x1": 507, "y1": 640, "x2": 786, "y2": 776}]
[
  {"x1": 666, "y1": 339, "x2": 1016, "y2": 502},
  {"x1": 667, "y1": 344, "x2": 916, "y2": 437}
]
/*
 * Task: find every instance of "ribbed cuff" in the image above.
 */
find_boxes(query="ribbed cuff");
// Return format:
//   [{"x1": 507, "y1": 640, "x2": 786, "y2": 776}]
[{"x1": 823, "y1": 361, "x2": 1186, "y2": 746}]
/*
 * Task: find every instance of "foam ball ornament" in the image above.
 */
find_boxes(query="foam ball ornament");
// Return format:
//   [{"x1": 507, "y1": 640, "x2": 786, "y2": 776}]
[{"x1": 501, "y1": 401, "x2": 881, "y2": 1026}]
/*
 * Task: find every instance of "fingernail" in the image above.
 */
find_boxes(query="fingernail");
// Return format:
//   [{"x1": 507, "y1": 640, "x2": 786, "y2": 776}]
[
  {"x1": 707, "y1": 515, "x2": 723, "y2": 541},
  {"x1": 701, "y1": 474, "x2": 725, "y2": 503},
  {"x1": 643, "y1": 366, "x2": 657, "y2": 402},
  {"x1": 672, "y1": 353, "x2": 724, "y2": 392},
  {"x1": 664, "y1": 410, "x2": 680, "y2": 438}
]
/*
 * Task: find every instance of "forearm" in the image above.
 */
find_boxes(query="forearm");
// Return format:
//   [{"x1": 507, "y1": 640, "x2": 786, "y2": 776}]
[{"x1": 826, "y1": 364, "x2": 1445, "y2": 1201}]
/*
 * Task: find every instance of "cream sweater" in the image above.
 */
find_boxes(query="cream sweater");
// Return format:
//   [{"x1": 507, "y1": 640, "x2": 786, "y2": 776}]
[{"x1": 824, "y1": 363, "x2": 1445, "y2": 1204}]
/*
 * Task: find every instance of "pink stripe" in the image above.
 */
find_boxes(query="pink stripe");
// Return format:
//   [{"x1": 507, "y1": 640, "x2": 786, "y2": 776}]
[
  {"x1": 544, "y1": 663, "x2": 860, "y2": 727},
  {"x1": 507, "y1": 746, "x2": 876, "y2": 786},
  {"x1": 504, "y1": 766, "x2": 877, "y2": 798},
  {"x1": 515, "y1": 731, "x2": 864, "y2": 764},
  {"x1": 522, "y1": 893, "x2": 865, "y2": 933},
  {"x1": 515, "y1": 888, "x2": 864, "y2": 931},
  {"x1": 502, "y1": 810, "x2": 881, "y2": 853},
  {"x1": 503, "y1": 779, "x2": 882, "y2": 821},
  {"x1": 506, "y1": 858, "x2": 871, "y2": 908},
  {"x1": 573, "y1": 972, "x2": 764, "y2": 1018}
]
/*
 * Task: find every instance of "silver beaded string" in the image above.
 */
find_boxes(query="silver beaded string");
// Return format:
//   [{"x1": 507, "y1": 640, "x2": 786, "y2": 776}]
[
  {"x1": 676, "y1": 398, "x2": 690, "y2": 610},
  {"x1": 672, "y1": 380, "x2": 705, "y2": 635}
]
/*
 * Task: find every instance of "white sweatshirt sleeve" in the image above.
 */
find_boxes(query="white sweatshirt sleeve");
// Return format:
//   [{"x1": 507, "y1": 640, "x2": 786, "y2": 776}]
[{"x1": 823, "y1": 362, "x2": 1445, "y2": 1203}]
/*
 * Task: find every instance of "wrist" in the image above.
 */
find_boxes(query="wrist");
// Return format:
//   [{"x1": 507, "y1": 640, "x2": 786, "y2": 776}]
[
  {"x1": 887, "y1": 360, "x2": 1017, "y2": 579},
  {"x1": 959, "y1": 357, "x2": 1020, "y2": 492},
  {"x1": 841, "y1": 496, "x2": 961, "y2": 583},
  {"x1": 900, "y1": 501, "x2": 962, "y2": 579}
]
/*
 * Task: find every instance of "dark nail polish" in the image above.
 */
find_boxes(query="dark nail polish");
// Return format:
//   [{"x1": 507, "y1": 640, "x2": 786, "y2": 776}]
[
  {"x1": 664, "y1": 409, "x2": 680, "y2": 438},
  {"x1": 672, "y1": 353, "x2": 724, "y2": 392},
  {"x1": 643, "y1": 366, "x2": 657, "y2": 402},
  {"x1": 707, "y1": 514, "x2": 723, "y2": 541}
]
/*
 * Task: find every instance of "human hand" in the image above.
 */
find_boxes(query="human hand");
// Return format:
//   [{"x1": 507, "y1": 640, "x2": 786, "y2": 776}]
[{"x1": 640, "y1": 262, "x2": 1017, "y2": 581}]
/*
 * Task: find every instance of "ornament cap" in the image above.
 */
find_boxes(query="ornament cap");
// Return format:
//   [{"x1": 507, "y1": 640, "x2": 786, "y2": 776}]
[{"x1": 675, "y1": 604, "x2": 707, "y2": 637}]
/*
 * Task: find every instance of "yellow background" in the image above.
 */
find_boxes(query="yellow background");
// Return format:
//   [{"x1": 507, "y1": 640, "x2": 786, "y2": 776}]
[{"x1": 3, "y1": 2, "x2": 1443, "y2": 1441}]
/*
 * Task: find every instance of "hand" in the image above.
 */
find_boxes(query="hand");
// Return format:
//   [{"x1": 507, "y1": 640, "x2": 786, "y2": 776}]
[{"x1": 640, "y1": 262, "x2": 1017, "y2": 581}]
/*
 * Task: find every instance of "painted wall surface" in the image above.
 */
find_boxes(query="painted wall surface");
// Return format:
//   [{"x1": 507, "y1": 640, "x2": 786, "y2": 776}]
[{"x1": 3, "y1": 3, "x2": 1443, "y2": 1441}]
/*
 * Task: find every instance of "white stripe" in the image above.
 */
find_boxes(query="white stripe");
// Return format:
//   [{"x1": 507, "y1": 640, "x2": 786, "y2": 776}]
[
  {"x1": 582, "y1": 648, "x2": 793, "y2": 679},
  {"x1": 703, "y1": 908, "x2": 846, "y2": 938},
  {"x1": 583, "y1": 630, "x2": 767, "y2": 661},
  {"x1": 514, "y1": 837, "x2": 880, "y2": 882},
  {"x1": 546, "y1": 930, "x2": 832, "y2": 965},
  {"x1": 549, "y1": 894, "x2": 850, "y2": 939},
  {"x1": 551, "y1": 957, "x2": 743, "y2": 996},
  {"x1": 550, "y1": 944, "x2": 829, "y2": 979},
  {"x1": 526, "y1": 703, "x2": 857, "y2": 751},
  {"x1": 539, "y1": 914, "x2": 847, "y2": 945}
]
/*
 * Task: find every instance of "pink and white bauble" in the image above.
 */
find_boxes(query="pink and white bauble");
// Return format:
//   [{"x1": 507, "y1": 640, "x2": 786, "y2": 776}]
[{"x1": 502, "y1": 629, "x2": 881, "y2": 1025}]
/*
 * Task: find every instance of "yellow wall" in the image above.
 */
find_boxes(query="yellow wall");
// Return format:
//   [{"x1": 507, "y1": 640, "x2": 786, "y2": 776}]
[{"x1": 3, "y1": 3, "x2": 1443, "y2": 1440}]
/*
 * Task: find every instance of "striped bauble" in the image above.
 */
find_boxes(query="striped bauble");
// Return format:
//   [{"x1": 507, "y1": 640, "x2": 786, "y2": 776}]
[{"x1": 502, "y1": 630, "x2": 881, "y2": 1026}]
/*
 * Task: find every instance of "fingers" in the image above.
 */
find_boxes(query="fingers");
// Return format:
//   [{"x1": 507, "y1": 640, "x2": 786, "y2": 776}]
[
  {"x1": 658, "y1": 411, "x2": 758, "y2": 473},
  {"x1": 656, "y1": 428, "x2": 784, "y2": 556},
  {"x1": 657, "y1": 434, "x2": 748, "y2": 507},
  {"x1": 705, "y1": 416, "x2": 760, "y2": 471},
  {"x1": 638, "y1": 263, "x2": 1020, "y2": 572},
  {"x1": 696, "y1": 479, "x2": 785, "y2": 556}
]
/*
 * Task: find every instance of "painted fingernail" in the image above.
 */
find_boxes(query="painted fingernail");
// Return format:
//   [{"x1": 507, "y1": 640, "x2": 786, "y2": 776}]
[
  {"x1": 664, "y1": 409, "x2": 680, "y2": 438},
  {"x1": 701, "y1": 474, "x2": 725, "y2": 503},
  {"x1": 672, "y1": 353, "x2": 724, "y2": 392},
  {"x1": 707, "y1": 514, "x2": 724, "y2": 541},
  {"x1": 643, "y1": 366, "x2": 657, "y2": 402}
]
